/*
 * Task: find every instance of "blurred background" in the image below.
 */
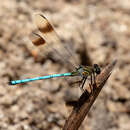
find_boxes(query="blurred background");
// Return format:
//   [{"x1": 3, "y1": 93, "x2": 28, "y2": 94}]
[{"x1": 0, "y1": 0, "x2": 130, "y2": 130}]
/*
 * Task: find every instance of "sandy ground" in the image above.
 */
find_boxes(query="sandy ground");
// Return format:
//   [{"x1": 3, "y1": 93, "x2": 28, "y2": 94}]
[{"x1": 0, "y1": 0, "x2": 130, "y2": 130}]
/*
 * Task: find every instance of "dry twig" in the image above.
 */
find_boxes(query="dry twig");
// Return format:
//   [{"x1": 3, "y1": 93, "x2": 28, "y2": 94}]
[{"x1": 63, "y1": 60, "x2": 117, "y2": 130}]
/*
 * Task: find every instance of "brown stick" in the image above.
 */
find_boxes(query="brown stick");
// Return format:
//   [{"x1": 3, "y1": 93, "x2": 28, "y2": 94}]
[{"x1": 63, "y1": 60, "x2": 117, "y2": 130}]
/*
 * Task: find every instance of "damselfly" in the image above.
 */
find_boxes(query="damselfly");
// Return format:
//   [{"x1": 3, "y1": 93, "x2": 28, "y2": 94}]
[{"x1": 9, "y1": 14, "x2": 101, "y2": 90}]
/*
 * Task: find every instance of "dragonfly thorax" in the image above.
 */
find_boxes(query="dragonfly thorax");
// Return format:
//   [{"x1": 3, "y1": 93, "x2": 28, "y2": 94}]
[{"x1": 76, "y1": 66, "x2": 92, "y2": 78}]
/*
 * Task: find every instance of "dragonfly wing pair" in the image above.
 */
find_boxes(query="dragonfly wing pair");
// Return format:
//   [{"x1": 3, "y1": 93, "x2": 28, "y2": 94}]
[{"x1": 31, "y1": 14, "x2": 79, "y2": 71}]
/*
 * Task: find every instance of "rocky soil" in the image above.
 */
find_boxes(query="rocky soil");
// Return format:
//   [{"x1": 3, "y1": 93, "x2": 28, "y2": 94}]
[{"x1": 0, "y1": 0, "x2": 130, "y2": 130}]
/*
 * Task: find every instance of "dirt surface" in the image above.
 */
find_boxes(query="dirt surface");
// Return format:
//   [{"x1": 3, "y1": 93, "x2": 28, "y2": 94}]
[{"x1": 0, "y1": 0, "x2": 130, "y2": 130}]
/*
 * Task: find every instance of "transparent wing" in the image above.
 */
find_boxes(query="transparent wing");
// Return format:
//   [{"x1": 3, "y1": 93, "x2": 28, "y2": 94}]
[{"x1": 30, "y1": 14, "x2": 79, "y2": 71}]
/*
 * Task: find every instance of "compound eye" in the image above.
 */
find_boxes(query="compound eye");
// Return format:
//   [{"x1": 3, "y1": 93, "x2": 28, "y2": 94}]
[
  {"x1": 94, "y1": 64, "x2": 101, "y2": 74},
  {"x1": 96, "y1": 68, "x2": 101, "y2": 74},
  {"x1": 96, "y1": 67, "x2": 101, "y2": 74}
]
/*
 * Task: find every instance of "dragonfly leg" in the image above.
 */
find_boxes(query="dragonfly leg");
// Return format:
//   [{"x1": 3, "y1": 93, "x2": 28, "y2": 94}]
[
  {"x1": 93, "y1": 72, "x2": 96, "y2": 85},
  {"x1": 80, "y1": 77, "x2": 87, "y2": 92},
  {"x1": 79, "y1": 78, "x2": 84, "y2": 92},
  {"x1": 89, "y1": 74, "x2": 93, "y2": 93},
  {"x1": 90, "y1": 73, "x2": 93, "y2": 85},
  {"x1": 90, "y1": 72, "x2": 97, "y2": 93}
]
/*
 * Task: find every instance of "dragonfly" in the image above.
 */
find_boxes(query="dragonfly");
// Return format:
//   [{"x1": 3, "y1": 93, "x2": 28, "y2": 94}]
[{"x1": 9, "y1": 14, "x2": 101, "y2": 90}]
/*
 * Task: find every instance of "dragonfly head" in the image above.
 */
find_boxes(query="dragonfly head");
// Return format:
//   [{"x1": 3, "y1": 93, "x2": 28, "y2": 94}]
[{"x1": 93, "y1": 64, "x2": 101, "y2": 74}]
